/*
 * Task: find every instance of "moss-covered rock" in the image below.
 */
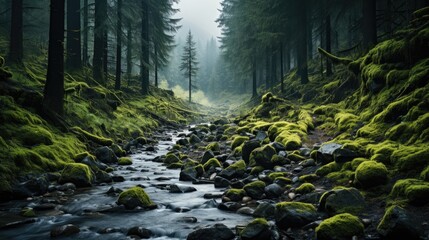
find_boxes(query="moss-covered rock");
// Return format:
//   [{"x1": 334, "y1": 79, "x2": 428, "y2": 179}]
[
  {"x1": 389, "y1": 178, "x2": 429, "y2": 206},
  {"x1": 316, "y1": 162, "x2": 342, "y2": 176},
  {"x1": 377, "y1": 205, "x2": 422, "y2": 239},
  {"x1": 118, "y1": 157, "x2": 133, "y2": 165},
  {"x1": 299, "y1": 174, "x2": 319, "y2": 183},
  {"x1": 243, "y1": 180, "x2": 266, "y2": 199},
  {"x1": 249, "y1": 144, "x2": 276, "y2": 168},
  {"x1": 117, "y1": 186, "x2": 155, "y2": 210},
  {"x1": 242, "y1": 140, "x2": 261, "y2": 163},
  {"x1": 287, "y1": 153, "x2": 305, "y2": 162},
  {"x1": 240, "y1": 218, "x2": 272, "y2": 240},
  {"x1": 267, "y1": 172, "x2": 287, "y2": 182},
  {"x1": 295, "y1": 183, "x2": 315, "y2": 194},
  {"x1": 275, "y1": 202, "x2": 318, "y2": 229},
  {"x1": 224, "y1": 188, "x2": 246, "y2": 202},
  {"x1": 164, "y1": 153, "x2": 181, "y2": 164},
  {"x1": 219, "y1": 160, "x2": 247, "y2": 180},
  {"x1": 421, "y1": 165, "x2": 429, "y2": 181},
  {"x1": 354, "y1": 161, "x2": 388, "y2": 188},
  {"x1": 316, "y1": 213, "x2": 364, "y2": 240},
  {"x1": 205, "y1": 142, "x2": 220, "y2": 152},
  {"x1": 72, "y1": 127, "x2": 113, "y2": 146},
  {"x1": 231, "y1": 136, "x2": 249, "y2": 150},
  {"x1": 203, "y1": 158, "x2": 222, "y2": 171},
  {"x1": 59, "y1": 163, "x2": 94, "y2": 187},
  {"x1": 319, "y1": 187, "x2": 366, "y2": 215}
]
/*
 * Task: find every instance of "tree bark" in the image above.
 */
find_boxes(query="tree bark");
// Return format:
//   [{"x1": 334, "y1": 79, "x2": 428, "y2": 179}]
[
  {"x1": 93, "y1": 0, "x2": 107, "y2": 82},
  {"x1": 154, "y1": 46, "x2": 158, "y2": 87},
  {"x1": 280, "y1": 42, "x2": 284, "y2": 93},
  {"x1": 271, "y1": 50, "x2": 277, "y2": 88},
  {"x1": 141, "y1": 0, "x2": 150, "y2": 95},
  {"x1": 297, "y1": 1, "x2": 309, "y2": 84},
  {"x1": 252, "y1": 57, "x2": 257, "y2": 98},
  {"x1": 362, "y1": 0, "x2": 377, "y2": 49},
  {"x1": 43, "y1": 0, "x2": 65, "y2": 116},
  {"x1": 326, "y1": 14, "x2": 332, "y2": 76},
  {"x1": 265, "y1": 53, "x2": 270, "y2": 89},
  {"x1": 9, "y1": 0, "x2": 23, "y2": 64},
  {"x1": 188, "y1": 49, "x2": 192, "y2": 102},
  {"x1": 115, "y1": 0, "x2": 122, "y2": 90},
  {"x1": 127, "y1": 21, "x2": 132, "y2": 86},
  {"x1": 82, "y1": 0, "x2": 88, "y2": 66},
  {"x1": 66, "y1": 0, "x2": 82, "y2": 70}
]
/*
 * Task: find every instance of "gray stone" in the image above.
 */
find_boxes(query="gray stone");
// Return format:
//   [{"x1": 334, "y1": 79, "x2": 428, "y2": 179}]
[
  {"x1": 95, "y1": 146, "x2": 118, "y2": 164},
  {"x1": 253, "y1": 202, "x2": 275, "y2": 219},
  {"x1": 318, "y1": 187, "x2": 366, "y2": 215},
  {"x1": 377, "y1": 206, "x2": 421, "y2": 240},
  {"x1": 187, "y1": 223, "x2": 235, "y2": 240},
  {"x1": 50, "y1": 224, "x2": 80, "y2": 238},
  {"x1": 169, "y1": 184, "x2": 197, "y2": 193}
]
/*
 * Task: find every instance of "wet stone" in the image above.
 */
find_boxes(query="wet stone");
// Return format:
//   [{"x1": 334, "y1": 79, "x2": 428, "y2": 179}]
[
  {"x1": 50, "y1": 224, "x2": 80, "y2": 238},
  {"x1": 127, "y1": 226, "x2": 152, "y2": 238}
]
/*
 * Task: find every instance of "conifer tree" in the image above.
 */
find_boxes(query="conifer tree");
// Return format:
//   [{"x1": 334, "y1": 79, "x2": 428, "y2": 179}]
[{"x1": 179, "y1": 31, "x2": 198, "y2": 103}]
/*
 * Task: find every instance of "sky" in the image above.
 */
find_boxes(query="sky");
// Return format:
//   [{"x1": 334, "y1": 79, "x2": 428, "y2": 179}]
[{"x1": 174, "y1": 0, "x2": 222, "y2": 43}]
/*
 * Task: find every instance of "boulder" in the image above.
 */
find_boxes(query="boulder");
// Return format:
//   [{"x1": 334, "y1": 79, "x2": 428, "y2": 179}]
[
  {"x1": 127, "y1": 226, "x2": 152, "y2": 238},
  {"x1": 264, "y1": 183, "x2": 284, "y2": 198},
  {"x1": 187, "y1": 223, "x2": 235, "y2": 240},
  {"x1": 214, "y1": 176, "x2": 230, "y2": 188},
  {"x1": 201, "y1": 150, "x2": 215, "y2": 164},
  {"x1": 253, "y1": 202, "x2": 275, "y2": 219},
  {"x1": 354, "y1": 161, "x2": 388, "y2": 188},
  {"x1": 189, "y1": 134, "x2": 201, "y2": 144},
  {"x1": 316, "y1": 213, "x2": 364, "y2": 240},
  {"x1": 218, "y1": 160, "x2": 246, "y2": 180},
  {"x1": 169, "y1": 184, "x2": 197, "y2": 193},
  {"x1": 275, "y1": 202, "x2": 318, "y2": 229},
  {"x1": 241, "y1": 218, "x2": 272, "y2": 240},
  {"x1": 50, "y1": 224, "x2": 80, "y2": 238},
  {"x1": 316, "y1": 143, "x2": 342, "y2": 164},
  {"x1": 180, "y1": 166, "x2": 198, "y2": 181},
  {"x1": 59, "y1": 163, "x2": 94, "y2": 187},
  {"x1": 243, "y1": 180, "x2": 266, "y2": 199},
  {"x1": 249, "y1": 145, "x2": 276, "y2": 169},
  {"x1": 318, "y1": 187, "x2": 366, "y2": 215},
  {"x1": 242, "y1": 140, "x2": 261, "y2": 163},
  {"x1": 95, "y1": 146, "x2": 118, "y2": 164},
  {"x1": 13, "y1": 175, "x2": 49, "y2": 198},
  {"x1": 377, "y1": 205, "x2": 421, "y2": 240},
  {"x1": 224, "y1": 188, "x2": 246, "y2": 202},
  {"x1": 117, "y1": 186, "x2": 156, "y2": 210}
]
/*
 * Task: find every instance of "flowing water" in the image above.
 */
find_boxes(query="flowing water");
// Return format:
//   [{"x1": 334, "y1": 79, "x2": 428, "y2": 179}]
[{"x1": 0, "y1": 127, "x2": 251, "y2": 239}]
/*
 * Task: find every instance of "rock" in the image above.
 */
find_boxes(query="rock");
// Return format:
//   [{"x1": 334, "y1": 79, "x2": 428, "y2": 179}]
[
  {"x1": 275, "y1": 202, "x2": 318, "y2": 229},
  {"x1": 237, "y1": 207, "x2": 254, "y2": 215},
  {"x1": 253, "y1": 202, "x2": 275, "y2": 219},
  {"x1": 264, "y1": 183, "x2": 284, "y2": 198},
  {"x1": 218, "y1": 202, "x2": 242, "y2": 211},
  {"x1": 354, "y1": 161, "x2": 388, "y2": 188},
  {"x1": 178, "y1": 216, "x2": 198, "y2": 223},
  {"x1": 179, "y1": 166, "x2": 198, "y2": 181},
  {"x1": 112, "y1": 175, "x2": 125, "y2": 182},
  {"x1": 177, "y1": 138, "x2": 189, "y2": 146},
  {"x1": 300, "y1": 158, "x2": 316, "y2": 167},
  {"x1": 200, "y1": 199, "x2": 219, "y2": 208},
  {"x1": 95, "y1": 146, "x2": 118, "y2": 164},
  {"x1": 95, "y1": 170, "x2": 113, "y2": 183},
  {"x1": 127, "y1": 226, "x2": 152, "y2": 238},
  {"x1": 316, "y1": 213, "x2": 364, "y2": 240},
  {"x1": 218, "y1": 160, "x2": 246, "y2": 180},
  {"x1": 13, "y1": 175, "x2": 49, "y2": 198},
  {"x1": 20, "y1": 207, "x2": 36, "y2": 217},
  {"x1": 243, "y1": 181, "x2": 266, "y2": 200},
  {"x1": 224, "y1": 188, "x2": 246, "y2": 202},
  {"x1": 214, "y1": 176, "x2": 230, "y2": 188},
  {"x1": 50, "y1": 224, "x2": 80, "y2": 238},
  {"x1": 241, "y1": 218, "x2": 272, "y2": 240},
  {"x1": 318, "y1": 187, "x2": 366, "y2": 215},
  {"x1": 203, "y1": 193, "x2": 223, "y2": 199},
  {"x1": 106, "y1": 186, "x2": 123, "y2": 195},
  {"x1": 230, "y1": 180, "x2": 244, "y2": 189},
  {"x1": 117, "y1": 186, "x2": 156, "y2": 210},
  {"x1": 57, "y1": 183, "x2": 76, "y2": 191},
  {"x1": 249, "y1": 145, "x2": 276, "y2": 169},
  {"x1": 111, "y1": 144, "x2": 126, "y2": 157},
  {"x1": 377, "y1": 205, "x2": 421, "y2": 240},
  {"x1": 333, "y1": 148, "x2": 359, "y2": 163},
  {"x1": 390, "y1": 179, "x2": 429, "y2": 206},
  {"x1": 316, "y1": 143, "x2": 342, "y2": 164},
  {"x1": 118, "y1": 157, "x2": 133, "y2": 165},
  {"x1": 189, "y1": 134, "x2": 201, "y2": 144},
  {"x1": 270, "y1": 142, "x2": 286, "y2": 152},
  {"x1": 81, "y1": 155, "x2": 108, "y2": 171},
  {"x1": 59, "y1": 163, "x2": 94, "y2": 187},
  {"x1": 169, "y1": 184, "x2": 197, "y2": 193},
  {"x1": 187, "y1": 223, "x2": 235, "y2": 240},
  {"x1": 295, "y1": 183, "x2": 315, "y2": 194},
  {"x1": 174, "y1": 207, "x2": 191, "y2": 212},
  {"x1": 201, "y1": 150, "x2": 215, "y2": 164},
  {"x1": 255, "y1": 131, "x2": 268, "y2": 141},
  {"x1": 242, "y1": 140, "x2": 261, "y2": 163}
]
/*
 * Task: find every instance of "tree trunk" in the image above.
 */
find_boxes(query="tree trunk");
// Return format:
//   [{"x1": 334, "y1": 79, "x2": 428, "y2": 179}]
[
  {"x1": 93, "y1": 0, "x2": 107, "y2": 82},
  {"x1": 188, "y1": 52, "x2": 192, "y2": 102},
  {"x1": 127, "y1": 21, "x2": 132, "y2": 86},
  {"x1": 271, "y1": 50, "x2": 277, "y2": 88},
  {"x1": 308, "y1": 20, "x2": 313, "y2": 60},
  {"x1": 362, "y1": 0, "x2": 377, "y2": 49},
  {"x1": 9, "y1": 0, "x2": 23, "y2": 64},
  {"x1": 43, "y1": 0, "x2": 65, "y2": 115},
  {"x1": 154, "y1": 46, "x2": 158, "y2": 87},
  {"x1": 141, "y1": 0, "x2": 150, "y2": 95},
  {"x1": 103, "y1": 31, "x2": 108, "y2": 80},
  {"x1": 280, "y1": 42, "x2": 284, "y2": 93},
  {"x1": 297, "y1": 1, "x2": 309, "y2": 84},
  {"x1": 252, "y1": 58, "x2": 257, "y2": 98},
  {"x1": 115, "y1": 0, "x2": 122, "y2": 90},
  {"x1": 326, "y1": 14, "x2": 332, "y2": 76},
  {"x1": 265, "y1": 53, "x2": 270, "y2": 89},
  {"x1": 82, "y1": 0, "x2": 88, "y2": 66},
  {"x1": 285, "y1": 45, "x2": 290, "y2": 73},
  {"x1": 66, "y1": 0, "x2": 81, "y2": 70}
]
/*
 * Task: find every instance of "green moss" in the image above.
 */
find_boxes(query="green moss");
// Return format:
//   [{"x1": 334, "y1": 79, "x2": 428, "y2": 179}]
[
  {"x1": 268, "y1": 172, "x2": 287, "y2": 181},
  {"x1": 118, "y1": 157, "x2": 133, "y2": 165},
  {"x1": 354, "y1": 161, "x2": 388, "y2": 188},
  {"x1": 105, "y1": 167, "x2": 114, "y2": 173},
  {"x1": 244, "y1": 180, "x2": 266, "y2": 190},
  {"x1": 288, "y1": 153, "x2": 306, "y2": 162},
  {"x1": 167, "y1": 162, "x2": 183, "y2": 169},
  {"x1": 249, "y1": 144, "x2": 276, "y2": 168},
  {"x1": 164, "y1": 153, "x2": 181, "y2": 164},
  {"x1": 231, "y1": 136, "x2": 249, "y2": 150},
  {"x1": 20, "y1": 207, "x2": 36, "y2": 218},
  {"x1": 226, "y1": 160, "x2": 246, "y2": 171},
  {"x1": 274, "y1": 177, "x2": 292, "y2": 186},
  {"x1": 313, "y1": 105, "x2": 340, "y2": 118},
  {"x1": 203, "y1": 158, "x2": 222, "y2": 171},
  {"x1": 316, "y1": 162, "x2": 342, "y2": 176},
  {"x1": 73, "y1": 152, "x2": 92, "y2": 162},
  {"x1": 224, "y1": 188, "x2": 246, "y2": 202},
  {"x1": 205, "y1": 142, "x2": 220, "y2": 152},
  {"x1": 316, "y1": 213, "x2": 364, "y2": 240},
  {"x1": 334, "y1": 112, "x2": 359, "y2": 131},
  {"x1": 391, "y1": 146, "x2": 429, "y2": 172},
  {"x1": 299, "y1": 174, "x2": 319, "y2": 183},
  {"x1": 240, "y1": 218, "x2": 269, "y2": 238},
  {"x1": 71, "y1": 127, "x2": 113, "y2": 146},
  {"x1": 275, "y1": 132, "x2": 302, "y2": 150},
  {"x1": 275, "y1": 201, "x2": 316, "y2": 213},
  {"x1": 295, "y1": 183, "x2": 315, "y2": 194},
  {"x1": 421, "y1": 165, "x2": 429, "y2": 181},
  {"x1": 59, "y1": 163, "x2": 94, "y2": 187},
  {"x1": 250, "y1": 166, "x2": 264, "y2": 175},
  {"x1": 351, "y1": 158, "x2": 369, "y2": 170},
  {"x1": 327, "y1": 170, "x2": 355, "y2": 184},
  {"x1": 389, "y1": 178, "x2": 429, "y2": 206},
  {"x1": 117, "y1": 186, "x2": 154, "y2": 209}
]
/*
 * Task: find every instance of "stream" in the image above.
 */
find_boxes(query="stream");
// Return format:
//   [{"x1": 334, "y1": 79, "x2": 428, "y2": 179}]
[{"x1": 0, "y1": 127, "x2": 251, "y2": 239}]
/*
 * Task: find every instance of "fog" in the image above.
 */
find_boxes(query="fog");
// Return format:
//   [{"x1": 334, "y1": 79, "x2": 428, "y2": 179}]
[{"x1": 174, "y1": 0, "x2": 221, "y2": 42}]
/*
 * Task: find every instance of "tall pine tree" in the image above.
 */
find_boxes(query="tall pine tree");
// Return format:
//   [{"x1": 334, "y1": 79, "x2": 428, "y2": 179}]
[{"x1": 180, "y1": 31, "x2": 198, "y2": 103}]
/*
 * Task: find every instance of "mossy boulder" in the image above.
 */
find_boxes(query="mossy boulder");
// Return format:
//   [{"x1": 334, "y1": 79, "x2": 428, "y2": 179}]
[
  {"x1": 421, "y1": 165, "x2": 429, "y2": 181},
  {"x1": 389, "y1": 178, "x2": 429, "y2": 206},
  {"x1": 203, "y1": 158, "x2": 222, "y2": 171},
  {"x1": 316, "y1": 143, "x2": 342, "y2": 164},
  {"x1": 224, "y1": 188, "x2": 246, "y2": 202},
  {"x1": 19, "y1": 125, "x2": 54, "y2": 146},
  {"x1": 118, "y1": 157, "x2": 133, "y2": 165},
  {"x1": 111, "y1": 144, "x2": 126, "y2": 157},
  {"x1": 275, "y1": 202, "x2": 318, "y2": 229},
  {"x1": 354, "y1": 161, "x2": 388, "y2": 188},
  {"x1": 319, "y1": 187, "x2": 366, "y2": 215},
  {"x1": 249, "y1": 144, "x2": 276, "y2": 169},
  {"x1": 95, "y1": 146, "x2": 118, "y2": 164},
  {"x1": 316, "y1": 213, "x2": 364, "y2": 240},
  {"x1": 316, "y1": 162, "x2": 342, "y2": 176},
  {"x1": 243, "y1": 180, "x2": 266, "y2": 199},
  {"x1": 201, "y1": 150, "x2": 215, "y2": 164},
  {"x1": 218, "y1": 160, "x2": 246, "y2": 180},
  {"x1": 117, "y1": 186, "x2": 155, "y2": 210},
  {"x1": 205, "y1": 142, "x2": 220, "y2": 152},
  {"x1": 287, "y1": 153, "x2": 305, "y2": 162},
  {"x1": 164, "y1": 153, "x2": 181, "y2": 164},
  {"x1": 295, "y1": 183, "x2": 315, "y2": 194},
  {"x1": 59, "y1": 163, "x2": 94, "y2": 187},
  {"x1": 240, "y1": 218, "x2": 272, "y2": 240},
  {"x1": 377, "y1": 205, "x2": 422, "y2": 239},
  {"x1": 242, "y1": 140, "x2": 261, "y2": 163},
  {"x1": 20, "y1": 207, "x2": 36, "y2": 217},
  {"x1": 189, "y1": 134, "x2": 201, "y2": 144},
  {"x1": 72, "y1": 127, "x2": 113, "y2": 146},
  {"x1": 231, "y1": 136, "x2": 249, "y2": 150}
]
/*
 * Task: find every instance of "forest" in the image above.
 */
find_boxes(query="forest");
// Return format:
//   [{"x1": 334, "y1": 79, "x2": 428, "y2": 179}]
[{"x1": 0, "y1": 0, "x2": 429, "y2": 239}]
